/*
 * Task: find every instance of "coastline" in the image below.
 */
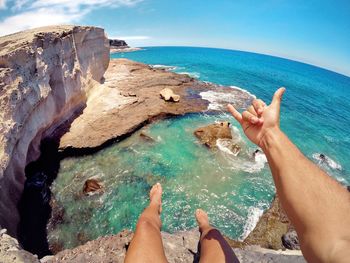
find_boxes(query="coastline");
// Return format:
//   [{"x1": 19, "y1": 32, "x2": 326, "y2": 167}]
[
  {"x1": 0, "y1": 26, "x2": 305, "y2": 262},
  {"x1": 110, "y1": 47, "x2": 142, "y2": 54}
]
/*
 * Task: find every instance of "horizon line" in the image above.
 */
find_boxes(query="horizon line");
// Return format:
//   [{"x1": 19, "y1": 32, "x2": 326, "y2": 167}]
[{"x1": 126, "y1": 44, "x2": 350, "y2": 78}]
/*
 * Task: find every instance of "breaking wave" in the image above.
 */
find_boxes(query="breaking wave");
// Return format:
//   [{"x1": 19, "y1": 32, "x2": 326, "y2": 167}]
[{"x1": 240, "y1": 206, "x2": 264, "y2": 240}]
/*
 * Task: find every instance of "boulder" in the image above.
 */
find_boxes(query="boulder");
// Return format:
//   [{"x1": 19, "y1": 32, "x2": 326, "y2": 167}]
[
  {"x1": 194, "y1": 121, "x2": 232, "y2": 148},
  {"x1": 160, "y1": 88, "x2": 180, "y2": 102},
  {"x1": 83, "y1": 178, "x2": 104, "y2": 196},
  {"x1": 282, "y1": 230, "x2": 300, "y2": 250}
]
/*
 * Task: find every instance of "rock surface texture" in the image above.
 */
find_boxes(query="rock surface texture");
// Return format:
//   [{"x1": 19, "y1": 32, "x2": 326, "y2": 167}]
[
  {"x1": 58, "y1": 59, "x2": 252, "y2": 151},
  {"x1": 194, "y1": 121, "x2": 233, "y2": 148},
  {"x1": 160, "y1": 87, "x2": 180, "y2": 102},
  {"x1": 0, "y1": 229, "x2": 40, "y2": 263},
  {"x1": 243, "y1": 196, "x2": 295, "y2": 250},
  {"x1": 42, "y1": 229, "x2": 305, "y2": 263},
  {"x1": 0, "y1": 25, "x2": 109, "y2": 236}
]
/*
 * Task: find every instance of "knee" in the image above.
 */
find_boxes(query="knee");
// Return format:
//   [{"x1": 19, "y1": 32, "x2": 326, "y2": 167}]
[{"x1": 136, "y1": 216, "x2": 161, "y2": 232}]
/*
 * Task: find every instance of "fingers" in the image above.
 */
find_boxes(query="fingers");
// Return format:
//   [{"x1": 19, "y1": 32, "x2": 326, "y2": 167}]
[
  {"x1": 227, "y1": 104, "x2": 242, "y2": 124},
  {"x1": 247, "y1": 105, "x2": 257, "y2": 115},
  {"x1": 242, "y1": 111, "x2": 260, "y2": 124},
  {"x1": 271, "y1": 87, "x2": 286, "y2": 108},
  {"x1": 252, "y1": 99, "x2": 266, "y2": 115}
]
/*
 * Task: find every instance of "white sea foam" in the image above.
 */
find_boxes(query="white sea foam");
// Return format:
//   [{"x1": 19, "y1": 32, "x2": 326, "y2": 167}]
[
  {"x1": 151, "y1": 64, "x2": 178, "y2": 71},
  {"x1": 240, "y1": 206, "x2": 264, "y2": 240},
  {"x1": 230, "y1": 85, "x2": 256, "y2": 99},
  {"x1": 178, "y1": 71, "x2": 200, "y2": 79},
  {"x1": 200, "y1": 90, "x2": 237, "y2": 110},
  {"x1": 200, "y1": 85, "x2": 255, "y2": 111},
  {"x1": 254, "y1": 150, "x2": 267, "y2": 164},
  {"x1": 312, "y1": 153, "x2": 342, "y2": 171},
  {"x1": 218, "y1": 148, "x2": 267, "y2": 173},
  {"x1": 216, "y1": 139, "x2": 240, "y2": 156}
]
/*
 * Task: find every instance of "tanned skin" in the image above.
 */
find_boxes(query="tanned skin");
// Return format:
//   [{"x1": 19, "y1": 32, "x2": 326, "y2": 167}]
[{"x1": 228, "y1": 88, "x2": 350, "y2": 263}]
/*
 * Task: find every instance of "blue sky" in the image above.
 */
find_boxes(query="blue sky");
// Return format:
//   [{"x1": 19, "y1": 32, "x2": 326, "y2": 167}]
[{"x1": 0, "y1": 0, "x2": 349, "y2": 76}]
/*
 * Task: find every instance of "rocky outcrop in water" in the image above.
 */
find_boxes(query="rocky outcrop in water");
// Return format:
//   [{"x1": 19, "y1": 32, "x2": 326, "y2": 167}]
[
  {"x1": 0, "y1": 25, "x2": 109, "y2": 236},
  {"x1": 59, "y1": 59, "x2": 252, "y2": 151},
  {"x1": 83, "y1": 178, "x2": 104, "y2": 196},
  {"x1": 109, "y1": 39, "x2": 129, "y2": 48},
  {"x1": 194, "y1": 121, "x2": 233, "y2": 148}
]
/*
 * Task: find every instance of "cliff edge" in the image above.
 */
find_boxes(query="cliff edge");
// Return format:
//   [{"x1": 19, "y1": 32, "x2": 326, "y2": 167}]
[{"x1": 0, "y1": 25, "x2": 109, "y2": 236}]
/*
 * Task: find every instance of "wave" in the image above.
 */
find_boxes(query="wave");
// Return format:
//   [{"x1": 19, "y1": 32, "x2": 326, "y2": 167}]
[
  {"x1": 177, "y1": 71, "x2": 200, "y2": 79},
  {"x1": 217, "y1": 146, "x2": 267, "y2": 174},
  {"x1": 151, "y1": 64, "x2": 178, "y2": 71},
  {"x1": 216, "y1": 139, "x2": 240, "y2": 156},
  {"x1": 199, "y1": 90, "x2": 237, "y2": 110},
  {"x1": 230, "y1": 85, "x2": 257, "y2": 99},
  {"x1": 240, "y1": 206, "x2": 264, "y2": 240},
  {"x1": 199, "y1": 85, "x2": 255, "y2": 111},
  {"x1": 312, "y1": 153, "x2": 342, "y2": 171}
]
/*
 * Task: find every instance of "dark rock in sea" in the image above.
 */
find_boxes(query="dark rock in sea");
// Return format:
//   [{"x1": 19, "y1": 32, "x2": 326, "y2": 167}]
[
  {"x1": 282, "y1": 230, "x2": 300, "y2": 250},
  {"x1": 83, "y1": 178, "x2": 104, "y2": 196},
  {"x1": 109, "y1": 39, "x2": 129, "y2": 48},
  {"x1": 194, "y1": 121, "x2": 233, "y2": 148},
  {"x1": 140, "y1": 132, "x2": 156, "y2": 142}
]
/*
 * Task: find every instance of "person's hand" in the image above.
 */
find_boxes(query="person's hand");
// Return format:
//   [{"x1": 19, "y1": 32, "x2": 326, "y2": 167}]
[{"x1": 227, "y1": 87, "x2": 285, "y2": 147}]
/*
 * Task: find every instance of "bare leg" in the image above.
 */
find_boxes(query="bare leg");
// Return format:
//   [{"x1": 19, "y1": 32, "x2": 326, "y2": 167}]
[
  {"x1": 125, "y1": 183, "x2": 168, "y2": 263},
  {"x1": 196, "y1": 209, "x2": 239, "y2": 263}
]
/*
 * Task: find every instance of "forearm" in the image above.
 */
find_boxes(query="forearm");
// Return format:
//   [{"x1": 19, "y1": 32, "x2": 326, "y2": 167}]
[{"x1": 261, "y1": 128, "x2": 350, "y2": 262}]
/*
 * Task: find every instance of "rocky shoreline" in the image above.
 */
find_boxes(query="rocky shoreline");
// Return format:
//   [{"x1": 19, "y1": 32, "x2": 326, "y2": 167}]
[{"x1": 0, "y1": 25, "x2": 305, "y2": 262}]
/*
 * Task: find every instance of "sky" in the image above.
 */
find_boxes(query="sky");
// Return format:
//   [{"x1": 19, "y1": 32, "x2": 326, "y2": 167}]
[{"x1": 0, "y1": 0, "x2": 349, "y2": 76}]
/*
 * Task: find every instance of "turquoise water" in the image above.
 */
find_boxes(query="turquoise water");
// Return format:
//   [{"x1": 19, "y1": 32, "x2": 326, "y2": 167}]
[
  {"x1": 113, "y1": 47, "x2": 350, "y2": 184},
  {"x1": 49, "y1": 47, "x2": 350, "y2": 249}
]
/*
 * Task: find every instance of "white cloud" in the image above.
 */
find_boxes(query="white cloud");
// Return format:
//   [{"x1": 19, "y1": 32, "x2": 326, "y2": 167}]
[
  {"x1": 0, "y1": 0, "x2": 6, "y2": 9},
  {"x1": 0, "y1": 0, "x2": 143, "y2": 36},
  {"x1": 0, "y1": 8, "x2": 83, "y2": 36},
  {"x1": 110, "y1": 35, "x2": 150, "y2": 40}
]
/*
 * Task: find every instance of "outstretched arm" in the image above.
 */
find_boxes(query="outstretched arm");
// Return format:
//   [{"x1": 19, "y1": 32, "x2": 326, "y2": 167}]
[{"x1": 228, "y1": 88, "x2": 350, "y2": 263}]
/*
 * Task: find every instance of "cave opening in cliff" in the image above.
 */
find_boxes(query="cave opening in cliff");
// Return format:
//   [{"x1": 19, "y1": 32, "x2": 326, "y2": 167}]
[{"x1": 17, "y1": 138, "x2": 61, "y2": 258}]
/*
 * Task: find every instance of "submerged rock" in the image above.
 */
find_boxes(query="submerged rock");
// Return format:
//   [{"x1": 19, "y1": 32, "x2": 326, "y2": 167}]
[
  {"x1": 194, "y1": 121, "x2": 233, "y2": 148},
  {"x1": 140, "y1": 132, "x2": 156, "y2": 142},
  {"x1": 83, "y1": 178, "x2": 104, "y2": 196},
  {"x1": 160, "y1": 88, "x2": 181, "y2": 102}
]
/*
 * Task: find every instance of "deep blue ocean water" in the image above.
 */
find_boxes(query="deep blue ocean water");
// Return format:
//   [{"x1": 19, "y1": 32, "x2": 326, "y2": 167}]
[
  {"x1": 48, "y1": 47, "x2": 350, "y2": 249},
  {"x1": 112, "y1": 46, "x2": 350, "y2": 184}
]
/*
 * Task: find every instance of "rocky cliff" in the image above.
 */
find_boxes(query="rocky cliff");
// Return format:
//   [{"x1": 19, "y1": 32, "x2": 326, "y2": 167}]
[{"x1": 0, "y1": 25, "x2": 109, "y2": 236}]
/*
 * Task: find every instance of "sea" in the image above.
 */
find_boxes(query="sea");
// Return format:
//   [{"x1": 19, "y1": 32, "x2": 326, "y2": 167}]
[{"x1": 48, "y1": 47, "x2": 350, "y2": 249}]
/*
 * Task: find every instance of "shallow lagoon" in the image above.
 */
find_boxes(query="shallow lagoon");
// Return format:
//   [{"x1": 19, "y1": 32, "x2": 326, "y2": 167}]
[{"x1": 48, "y1": 113, "x2": 274, "y2": 249}]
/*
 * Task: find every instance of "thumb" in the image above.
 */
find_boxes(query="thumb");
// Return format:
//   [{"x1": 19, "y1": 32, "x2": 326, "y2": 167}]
[{"x1": 271, "y1": 87, "x2": 286, "y2": 109}]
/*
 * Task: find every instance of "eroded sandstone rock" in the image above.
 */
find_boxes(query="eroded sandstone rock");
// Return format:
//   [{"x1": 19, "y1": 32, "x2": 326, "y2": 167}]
[
  {"x1": 0, "y1": 25, "x2": 109, "y2": 236},
  {"x1": 160, "y1": 88, "x2": 180, "y2": 102},
  {"x1": 243, "y1": 196, "x2": 294, "y2": 250},
  {"x1": 0, "y1": 229, "x2": 40, "y2": 263}
]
